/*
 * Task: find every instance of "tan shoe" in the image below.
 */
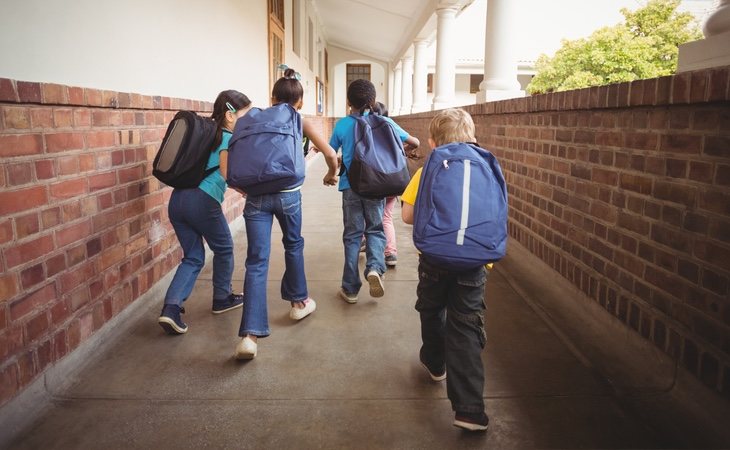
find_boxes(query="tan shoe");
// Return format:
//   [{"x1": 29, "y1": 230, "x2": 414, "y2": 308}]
[{"x1": 235, "y1": 336, "x2": 257, "y2": 360}]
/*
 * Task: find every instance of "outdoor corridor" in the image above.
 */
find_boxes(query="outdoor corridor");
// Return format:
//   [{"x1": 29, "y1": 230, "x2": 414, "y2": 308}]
[{"x1": 3, "y1": 154, "x2": 725, "y2": 449}]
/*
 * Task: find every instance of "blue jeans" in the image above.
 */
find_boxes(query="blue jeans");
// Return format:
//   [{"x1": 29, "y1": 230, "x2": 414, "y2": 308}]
[
  {"x1": 239, "y1": 190, "x2": 307, "y2": 337},
  {"x1": 341, "y1": 188, "x2": 386, "y2": 294},
  {"x1": 164, "y1": 188, "x2": 234, "y2": 306},
  {"x1": 416, "y1": 256, "x2": 488, "y2": 414}
]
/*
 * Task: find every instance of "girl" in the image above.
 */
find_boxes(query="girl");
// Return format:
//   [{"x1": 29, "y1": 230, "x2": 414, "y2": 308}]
[
  {"x1": 234, "y1": 67, "x2": 339, "y2": 359},
  {"x1": 158, "y1": 90, "x2": 252, "y2": 335}
]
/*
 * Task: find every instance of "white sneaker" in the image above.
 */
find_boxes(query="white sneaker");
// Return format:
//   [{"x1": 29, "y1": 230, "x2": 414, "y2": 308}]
[
  {"x1": 289, "y1": 298, "x2": 316, "y2": 320},
  {"x1": 366, "y1": 270, "x2": 384, "y2": 297},
  {"x1": 338, "y1": 288, "x2": 358, "y2": 304},
  {"x1": 235, "y1": 336, "x2": 257, "y2": 360}
]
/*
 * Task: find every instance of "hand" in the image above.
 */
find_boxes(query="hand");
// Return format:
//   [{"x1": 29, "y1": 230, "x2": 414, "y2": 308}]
[
  {"x1": 323, "y1": 173, "x2": 338, "y2": 186},
  {"x1": 233, "y1": 187, "x2": 247, "y2": 197}
]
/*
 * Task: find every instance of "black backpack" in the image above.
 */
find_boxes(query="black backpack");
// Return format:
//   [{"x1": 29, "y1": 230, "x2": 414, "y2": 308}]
[{"x1": 153, "y1": 111, "x2": 219, "y2": 188}]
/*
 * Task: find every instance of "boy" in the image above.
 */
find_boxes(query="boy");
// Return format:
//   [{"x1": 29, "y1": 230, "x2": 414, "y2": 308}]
[
  {"x1": 401, "y1": 108, "x2": 490, "y2": 432},
  {"x1": 330, "y1": 79, "x2": 419, "y2": 303}
]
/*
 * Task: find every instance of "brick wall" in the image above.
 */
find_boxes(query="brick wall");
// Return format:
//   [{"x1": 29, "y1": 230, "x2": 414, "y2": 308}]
[
  {"x1": 0, "y1": 79, "x2": 258, "y2": 406},
  {"x1": 396, "y1": 66, "x2": 730, "y2": 399}
]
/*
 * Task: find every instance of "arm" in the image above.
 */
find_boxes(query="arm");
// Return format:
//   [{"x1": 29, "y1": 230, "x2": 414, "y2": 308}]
[
  {"x1": 303, "y1": 119, "x2": 339, "y2": 186},
  {"x1": 401, "y1": 202, "x2": 414, "y2": 224},
  {"x1": 219, "y1": 150, "x2": 246, "y2": 196},
  {"x1": 404, "y1": 135, "x2": 420, "y2": 158}
]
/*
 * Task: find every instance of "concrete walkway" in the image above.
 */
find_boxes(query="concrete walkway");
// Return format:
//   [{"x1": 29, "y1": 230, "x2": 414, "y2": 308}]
[{"x1": 3, "y1": 154, "x2": 727, "y2": 449}]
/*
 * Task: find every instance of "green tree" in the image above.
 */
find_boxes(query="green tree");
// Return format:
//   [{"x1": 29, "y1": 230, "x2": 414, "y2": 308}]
[{"x1": 527, "y1": 0, "x2": 703, "y2": 94}]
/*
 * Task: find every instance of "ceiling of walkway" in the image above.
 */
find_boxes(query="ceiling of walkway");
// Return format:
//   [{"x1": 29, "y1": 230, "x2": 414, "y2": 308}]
[{"x1": 314, "y1": 0, "x2": 471, "y2": 63}]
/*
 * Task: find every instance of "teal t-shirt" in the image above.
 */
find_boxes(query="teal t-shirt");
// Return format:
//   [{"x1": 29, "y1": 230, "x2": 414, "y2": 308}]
[
  {"x1": 329, "y1": 113, "x2": 409, "y2": 191},
  {"x1": 198, "y1": 130, "x2": 231, "y2": 203}
]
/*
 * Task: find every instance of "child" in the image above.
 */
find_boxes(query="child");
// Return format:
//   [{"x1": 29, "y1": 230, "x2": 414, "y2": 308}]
[
  {"x1": 158, "y1": 90, "x2": 252, "y2": 335},
  {"x1": 329, "y1": 80, "x2": 419, "y2": 304},
  {"x1": 233, "y1": 67, "x2": 339, "y2": 359},
  {"x1": 401, "y1": 108, "x2": 490, "y2": 432}
]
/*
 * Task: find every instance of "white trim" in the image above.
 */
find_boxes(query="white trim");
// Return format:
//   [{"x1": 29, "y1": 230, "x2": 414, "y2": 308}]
[{"x1": 456, "y1": 159, "x2": 471, "y2": 246}]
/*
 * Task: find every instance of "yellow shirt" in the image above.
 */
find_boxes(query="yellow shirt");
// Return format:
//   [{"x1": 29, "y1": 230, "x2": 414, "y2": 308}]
[
  {"x1": 401, "y1": 167, "x2": 493, "y2": 270},
  {"x1": 401, "y1": 168, "x2": 422, "y2": 206}
]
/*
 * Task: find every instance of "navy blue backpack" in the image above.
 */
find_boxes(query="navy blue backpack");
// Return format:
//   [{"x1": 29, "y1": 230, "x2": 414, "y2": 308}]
[
  {"x1": 413, "y1": 142, "x2": 508, "y2": 270},
  {"x1": 346, "y1": 113, "x2": 410, "y2": 198},
  {"x1": 226, "y1": 103, "x2": 305, "y2": 196}
]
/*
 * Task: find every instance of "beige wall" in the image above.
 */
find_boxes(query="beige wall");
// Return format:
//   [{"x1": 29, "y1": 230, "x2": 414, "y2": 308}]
[
  {"x1": 327, "y1": 46, "x2": 388, "y2": 117},
  {"x1": 0, "y1": 0, "x2": 270, "y2": 106}
]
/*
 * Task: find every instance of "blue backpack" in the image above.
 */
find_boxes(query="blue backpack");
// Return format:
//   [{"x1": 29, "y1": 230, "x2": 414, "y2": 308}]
[
  {"x1": 413, "y1": 142, "x2": 508, "y2": 270},
  {"x1": 226, "y1": 103, "x2": 305, "y2": 196},
  {"x1": 346, "y1": 113, "x2": 410, "y2": 198}
]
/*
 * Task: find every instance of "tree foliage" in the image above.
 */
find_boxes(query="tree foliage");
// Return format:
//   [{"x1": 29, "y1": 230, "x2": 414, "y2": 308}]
[{"x1": 527, "y1": 0, "x2": 703, "y2": 94}]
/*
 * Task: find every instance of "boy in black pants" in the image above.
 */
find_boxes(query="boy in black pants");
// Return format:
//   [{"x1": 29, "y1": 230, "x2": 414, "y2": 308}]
[{"x1": 401, "y1": 108, "x2": 490, "y2": 431}]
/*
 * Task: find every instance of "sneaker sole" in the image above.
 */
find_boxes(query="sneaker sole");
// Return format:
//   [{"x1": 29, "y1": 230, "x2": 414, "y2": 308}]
[
  {"x1": 235, "y1": 349, "x2": 256, "y2": 360},
  {"x1": 420, "y1": 361, "x2": 446, "y2": 381},
  {"x1": 367, "y1": 273, "x2": 384, "y2": 298},
  {"x1": 211, "y1": 302, "x2": 244, "y2": 315},
  {"x1": 158, "y1": 317, "x2": 187, "y2": 334},
  {"x1": 453, "y1": 420, "x2": 489, "y2": 432},
  {"x1": 385, "y1": 261, "x2": 397, "y2": 267},
  {"x1": 338, "y1": 290, "x2": 358, "y2": 304},
  {"x1": 290, "y1": 303, "x2": 316, "y2": 320}
]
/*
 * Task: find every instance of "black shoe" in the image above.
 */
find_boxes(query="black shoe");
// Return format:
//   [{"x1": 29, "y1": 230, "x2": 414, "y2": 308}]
[
  {"x1": 212, "y1": 293, "x2": 244, "y2": 314},
  {"x1": 158, "y1": 304, "x2": 188, "y2": 334},
  {"x1": 453, "y1": 411, "x2": 489, "y2": 431},
  {"x1": 420, "y1": 357, "x2": 446, "y2": 381}
]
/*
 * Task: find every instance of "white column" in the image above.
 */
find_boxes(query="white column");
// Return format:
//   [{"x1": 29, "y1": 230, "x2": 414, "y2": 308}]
[
  {"x1": 678, "y1": 0, "x2": 730, "y2": 72},
  {"x1": 411, "y1": 39, "x2": 429, "y2": 113},
  {"x1": 400, "y1": 55, "x2": 414, "y2": 116},
  {"x1": 432, "y1": 7, "x2": 458, "y2": 110},
  {"x1": 477, "y1": 0, "x2": 524, "y2": 102},
  {"x1": 392, "y1": 64, "x2": 403, "y2": 115}
]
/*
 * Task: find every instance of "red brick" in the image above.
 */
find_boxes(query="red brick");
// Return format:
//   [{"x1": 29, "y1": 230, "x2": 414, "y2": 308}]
[
  {"x1": 45, "y1": 253, "x2": 66, "y2": 277},
  {"x1": 85, "y1": 88, "x2": 103, "y2": 106},
  {"x1": 68, "y1": 87, "x2": 84, "y2": 105},
  {"x1": 700, "y1": 190, "x2": 730, "y2": 216},
  {"x1": 17, "y1": 81, "x2": 41, "y2": 103},
  {"x1": 58, "y1": 156, "x2": 79, "y2": 176},
  {"x1": 16, "y1": 350, "x2": 36, "y2": 387},
  {"x1": 3, "y1": 107, "x2": 30, "y2": 129},
  {"x1": 25, "y1": 311, "x2": 50, "y2": 343},
  {"x1": 66, "y1": 243, "x2": 87, "y2": 268},
  {"x1": 671, "y1": 72, "x2": 690, "y2": 104},
  {"x1": 87, "y1": 131, "x2": 116, "y2": 149},
  {"x1": 118, "y1": 165, "x2": 144, "y2": 184},
  {"x1": 53, "y1": 108, "x2": 73, "y2": 128},
  {"x1": 716, "y1": 165, "x2": 730, "y2": 186},
  {"x1": 0, "y1": 274, "x2": 19, "y2": 303},
  {"x1": 45, "y1": 132, "x2": 84, "y2": 152},
  {"x1": 52, "y1": 330, "x2": 68, "y2": 361},
  {"x1": 0, "y1": 78, "x2": 17, "y2": 101},
  {"x1": 49, "y1": 178, "x2": 87, "y2": 200},
  {"x1": 707, "y1": 67, "x2": 729, "y2": 102},
  {"x1": 0, "y1": 219, "x2": 13, "y2": 245},
  {"x1": 660, "y1": 134, "x2": 702, "y2": 154},
  {"x1": 6, "y1": 161, "x2": 33, "y2": 185},
  {"x1": 0, "y1": 359, "x2": 19, "y2": 405},
  {"x1": 0, "y1": 134, "x2": 43, "y2": 157},
  {"x1": 50, "y1": 300, "x2": 70, "y2": 327},
  {"x1": 30, "y1": 108, "x2": 53, "y2": 128},
  {"x1": 15, "y1": 212, "x2": 40, "y2": 239},
  {"x1": 40, "y1": 207, "x2": 61, "y2": 229},
  {"x1": 704, "y1": 136, "x2": 730, "y2": 158},
  {"x1": 79, "y1": 154, "x2": 95, "y2": 172},
  {"x1": 689, "y1": 161, "x2": 714, "y2": 182},
  {"x1": 89, "y1": 171, "x2": 116, "y2": 191},
  {"x1": 55, "y1": 220, "x2": 91, "y2": 247},
  {"x1": 41, "y1": 83, "x2": 68, "y2": 104},
  {"x1": 9, "y1": 283, "x2": 56, "y2": 320},
  {"x1": 60, "y1": 261, "x2": 94, "y2": 294},
  {"x1": 623, "y1": 132, "x2": 658, "y2": 151},
  {"x1": 73, "y1": 109, "x2": 91, "y2": 127},
  {"x1": 5, "y1": 234, "x2": 55, "y2": 268},
  {"x1": 619, "y1": 174, "x2": 652, "y2": 195},
  {"x1": 0, "y1": 185, "x2": 48, "y2": 216},
  {"x1": 36, "y1": 339, "x2": 53, "y2": 372},
  {"x1": 690, "y1": 71, "x2": 708, "y2": 103},
  {"x1": 91, "y1": 110, "x2": 110, "y2": 127}
]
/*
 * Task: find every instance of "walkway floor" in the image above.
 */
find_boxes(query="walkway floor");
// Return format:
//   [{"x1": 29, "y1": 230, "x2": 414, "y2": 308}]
[{"x1": 3, "y1": 155, "x2": 727, "y2": 449}]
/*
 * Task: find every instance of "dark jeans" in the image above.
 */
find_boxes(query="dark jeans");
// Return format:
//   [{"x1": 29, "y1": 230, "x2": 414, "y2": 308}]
[{"x1": 416, "y1": 256, "x2": 487, "y2": 414}]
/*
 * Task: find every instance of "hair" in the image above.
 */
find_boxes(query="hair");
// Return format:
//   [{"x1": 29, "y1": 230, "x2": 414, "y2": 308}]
[
  {"x1": 272, "y1": 68, "x2": 304, "y2": 106},
  {"x1": 428, "y1": 108, "x2": 476, "y2": 147},
  {"x1": 373, "y1": 101, "x2": 388, "y2": 117},
  {"x1": 347, "y1": 79, "x2": 377, "y2": 115},
  {"x1": 210, "y1": 89, "x2": 251, "y2": 148}
]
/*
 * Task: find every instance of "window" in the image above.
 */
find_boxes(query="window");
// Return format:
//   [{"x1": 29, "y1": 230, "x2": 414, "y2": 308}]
[
  {"x1": 268, "y1": 0, "x2": 285, "y2": 92},
  {"x1": 308, "y1": 19, "x2": 314, "y2": 71},
  {"x1": 346, "y1": 64, "x2": 370, "y2": 110},
  {"x1": 292, "y1": 0, "x2": 301, "y2": 56},
  {"x1": 470, "y1": 74, "x2": 483, "y2": 94}
]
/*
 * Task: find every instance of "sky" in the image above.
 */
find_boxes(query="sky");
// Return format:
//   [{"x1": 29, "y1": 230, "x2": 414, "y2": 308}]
[{"x1": 454, "y1": 0, "x2": 716, "y2": 63}]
